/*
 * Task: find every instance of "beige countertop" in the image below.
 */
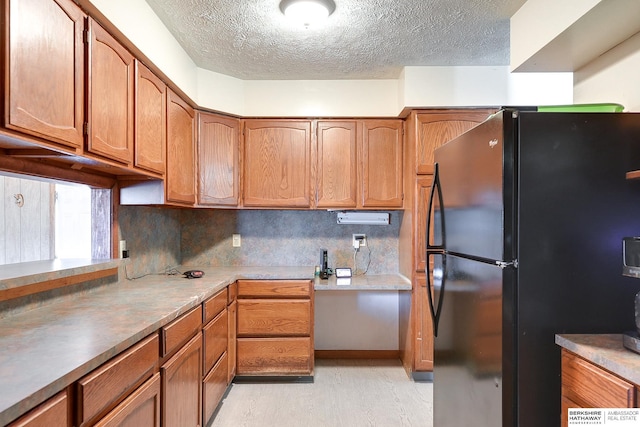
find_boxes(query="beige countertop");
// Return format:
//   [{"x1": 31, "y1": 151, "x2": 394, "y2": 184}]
[
  {"x1": 0, "y1": 263, "x2": 409, "y2": 425},
  {"x1": 555, "y1": 334, "x2": 640, "y2": 385}
]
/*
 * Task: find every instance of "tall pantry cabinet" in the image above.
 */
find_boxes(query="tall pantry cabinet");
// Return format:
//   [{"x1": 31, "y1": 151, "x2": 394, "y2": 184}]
[{"x1": 400, "y1": 109, "x2": 495, "y2": 376}]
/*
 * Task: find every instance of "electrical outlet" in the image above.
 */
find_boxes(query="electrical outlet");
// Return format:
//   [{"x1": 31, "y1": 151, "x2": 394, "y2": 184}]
[
  {"x1": 352, "y1": 234, "x2": 366, "y2": 248},
  {"x1": 119, "y1": 240, "x2": 127, "y2": 258},
  {"x1": 232, "y1": 234, "x2": 241, "y2": 247}
]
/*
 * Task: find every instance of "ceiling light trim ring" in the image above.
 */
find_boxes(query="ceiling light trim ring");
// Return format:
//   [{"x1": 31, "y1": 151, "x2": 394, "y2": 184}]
[{"x1": 279, "y1": 0, "x2": 337, "y2": 19}]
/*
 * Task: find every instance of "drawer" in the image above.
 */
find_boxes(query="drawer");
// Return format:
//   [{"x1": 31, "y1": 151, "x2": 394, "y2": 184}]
[
  {"x1": 237, "y1": 280, "x2": 312, "y2": 299},
  {"x1": 228, "y1": 282, "x2": 238, "y2": 304},
  {"x1": 237, "y1": 337, "x2": 312, "y2": 375},
  {"x1": 203, "y1": 352, "x2": 229, "y2": 424},
  {"x1": 161, "y1": 305, "x2": 202, "y2": 357},
  {"x1": 237, "y1": 299, "x2": 311, "y2": 336},
  {"x1": 561, "y1": 349, "x2": 635, "y2": 408},
  {"x1": 203, "y1": 289, "x2": 228, "y2": 324},
  {"x1": 203, "y1": 308, "x2": 228, "y2": 374},
  {"x1": 94, "y1": 373, "x2": 161, "y2": 427},
  {"x1": 77, "y1": 333, "x2": 159, "y2": 425},
  {"x1": 8, "y1": 390, "x2": 68, "y2": 427}
]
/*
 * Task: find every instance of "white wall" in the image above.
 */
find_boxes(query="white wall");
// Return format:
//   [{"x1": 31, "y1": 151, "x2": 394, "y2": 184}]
[
  {"x1": 243, "y1": 79, "x2": 401, "y2": 117},
  {"x1": 197, "y1": 66, "x2": 571, "y2": 117},
  {"x1": 88, "y1": 0, "x2": 199, "y2": 99},
  {"x1": 574, "y1": 32, "x2": 640, "y2": 112},
  {"x1": 87, "y1": 1, "x2": 573, "y2": 117},
  {"x1": 510, "y1": 0, "x2": 601, "y2": 71},
  {"x1": 401, "y1": 66, "x2": 572, "y2": 108}
]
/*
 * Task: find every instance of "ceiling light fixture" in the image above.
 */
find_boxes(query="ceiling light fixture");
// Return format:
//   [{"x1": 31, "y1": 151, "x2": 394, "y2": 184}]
[{"x1": 279, "y1": 0, "x2": 336, "y2": 27}]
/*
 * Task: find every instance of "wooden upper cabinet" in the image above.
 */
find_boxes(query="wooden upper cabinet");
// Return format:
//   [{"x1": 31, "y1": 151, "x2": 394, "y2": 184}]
[
  {"x1": 316, "y1": 121, "x2": 358, "y2": 209},
  {"x1": 243, "y1": 120, "x2": 311, "y2": 208},
  {"x1": 135, "y1": 61, "x2": 166, "y2": 175},
  {"x1": 87, "y1": 18, "x2": 134, "y2": 165},
  {"x1": 166, "y1": 90, "x2": 196, "y2": 205},
  {"x1": 414, "y1": 110, "x2": 494, "y2": 175},
  {"x1": 360, "y1": 119, "x2": 403, "y2": 208},
  {"x1": 197, "y1": 112, "x2": 240, "y2": 206},
  {"x1": 5, "y1": 0, "x2": 85, "y2": 148}
]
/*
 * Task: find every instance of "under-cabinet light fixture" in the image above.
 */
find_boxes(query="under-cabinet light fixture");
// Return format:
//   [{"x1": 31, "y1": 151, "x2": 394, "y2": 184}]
[
  {"x1": 279, "y1": 0, "x2": 336, "y2": 27},
  {"x1": 336, "y1": 211, "x2": 390, "y2": 225}
]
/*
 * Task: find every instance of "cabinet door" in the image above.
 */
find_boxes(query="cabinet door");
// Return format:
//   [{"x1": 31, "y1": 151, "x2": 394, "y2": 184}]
[
  {"x1": 227, "y1": 300, "x2": 237, "y2": 382},
  {"x1": 316, "y1": 121, "x2": 357, "y2": 208},
  {"x1": 414, "y1": 275, "x2": 433, "y2": 371},
  {"x1": 237, "y1": 299, "x2": 311, "y2": 337},
  {"x1": 161, "y1": 334, "x2": 202, "y2": 427},
  {"x1": 197, "y1": 113, "x2": 240, "y2": 206},
  {"x1": 6, "y1": 0, "x2": 84, "y2": 148},
  {"x1": 77, "y1": 334, "x2": 159, "y2": 426},
  {"x1": 166, "y1": 90, "x2": 195, "y2": 205},
  {"x1": 237, "y1": 337, "x2": 312, "y2": 375},
  {"x1": 414, "y1": 111, "x2": 493, "y2": 175},
  {"x1": 87, "y1": 19, "x2": 134, "y2": 164},
  {"x1": 135, "y1": 61, "x2": 166, "y2": 175},
  {"x1": 360, "y1": 120, "x2": 403, "y2": 208},
  {"x1": 203, "y1": 309, "x2": 227, "y2": 374},
  {"x1": 7, "y1": 390, "x2": 68, "y2": 427},
  {"x1": 93, "y1": 373, "x2": 161, "y2": 427},
  {"x1": 243, "y1": 120, "x2": 311, "y2": 208},
  {"x1": 561, "y1": 349, "x2": 635, "y2": 408},
  {"x1": 415, "y1": 176, "x2": 433, "y2": 272},
  {"x1": 202, "y1": 352, "x2": 228, "y2": 425}
]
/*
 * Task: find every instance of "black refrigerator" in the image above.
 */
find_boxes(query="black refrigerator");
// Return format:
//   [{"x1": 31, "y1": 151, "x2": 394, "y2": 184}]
[{"x1": 426, "y1": 109, "x2": 640, "y2": 427}]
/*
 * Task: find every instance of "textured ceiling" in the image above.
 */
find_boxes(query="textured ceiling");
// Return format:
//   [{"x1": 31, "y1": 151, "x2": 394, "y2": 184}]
[{"x1": 144, "y1": 0, "x2": 527, "y2": 80}]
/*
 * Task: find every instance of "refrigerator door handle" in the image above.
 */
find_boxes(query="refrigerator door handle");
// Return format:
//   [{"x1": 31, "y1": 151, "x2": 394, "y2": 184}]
[
  {"x1": 427, "y1": 162, "x2": 446, "y2": 251},
  {"x1": 426, "y1": 252, "x2": 446, "y2": 337}
]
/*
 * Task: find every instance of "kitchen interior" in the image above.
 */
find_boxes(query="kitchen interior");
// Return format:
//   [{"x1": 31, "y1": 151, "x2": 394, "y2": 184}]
[{"x1": 1, "y1": 0, "x2": 640, "y2": 426}]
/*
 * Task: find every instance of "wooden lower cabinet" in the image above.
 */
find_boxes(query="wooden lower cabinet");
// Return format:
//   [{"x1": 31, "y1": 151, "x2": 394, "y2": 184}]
[
  {"x1": 561, "y1": 349, "x2": 637, "y2": 427},
  {"x1": 161, "y1": 334, "x2": 203, "y2": 427},
  {"x1": 237, "y1": 337, "x2": 313, "y2": 375},
  {"x1": 228, "y1": 300, "x2": 237, "y2": 382},
  {"x1": 93, "y1": 373, "x2": 161, "y2": 427},
  {"x1": 203, "y1": 352, "x2": 228, "y2": 424},
  {"x1": 7, "y1": 390, "x2": 69, "y2": 427},
  {"x1": 237, "y1": 299, "x2": 311, "y2": 336},
  {"x1": 236, "y1": 280, "x2": 314, "y2": 376},
  {"x1": 77, "y1": 334, "x2": 159, "y2": 426},
  {"x1": 201, "y1": 290, "x2": 230, "y2": 425},
  {"x1": 413, "y1": 276, "x2": 433, "y2": 371},
  {"x1": 9, "y1": 284, "x2": 240, "y2": 427}
]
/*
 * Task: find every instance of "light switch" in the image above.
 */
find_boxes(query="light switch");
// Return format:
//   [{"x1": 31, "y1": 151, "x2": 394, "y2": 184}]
[{"x1": 232, "y1": 234, "x2": 241, "y2": 247}]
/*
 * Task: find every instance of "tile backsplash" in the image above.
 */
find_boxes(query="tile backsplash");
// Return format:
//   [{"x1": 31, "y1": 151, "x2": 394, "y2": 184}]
[
  {"x1": 118, "y1": 206, "x2": 181, "y2": 278},
  {"x1": 181, "y1": 210, "x2": 402, "y2": 274},
  {"x1": 120, "y1": 207, "x2": 402, "y2": 276}
]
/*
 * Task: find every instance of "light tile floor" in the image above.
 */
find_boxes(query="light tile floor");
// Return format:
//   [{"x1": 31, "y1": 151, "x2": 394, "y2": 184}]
[{"x1": 209, "y1": 359, "x2": 433, "y2": 427}]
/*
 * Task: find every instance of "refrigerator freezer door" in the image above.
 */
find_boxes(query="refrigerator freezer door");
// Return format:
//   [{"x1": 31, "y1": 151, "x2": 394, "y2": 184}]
[
  {"x1": 433, "y1": 254, "x2": 504, "y2": 427},
  {"x1": 433, "y1": 112, "x2": 508, "y2": 262}
]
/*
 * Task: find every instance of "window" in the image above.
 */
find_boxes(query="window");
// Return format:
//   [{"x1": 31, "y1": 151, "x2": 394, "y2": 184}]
[{"x1": 0, "y1": 174, "x2": 111, "y2": 265}]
